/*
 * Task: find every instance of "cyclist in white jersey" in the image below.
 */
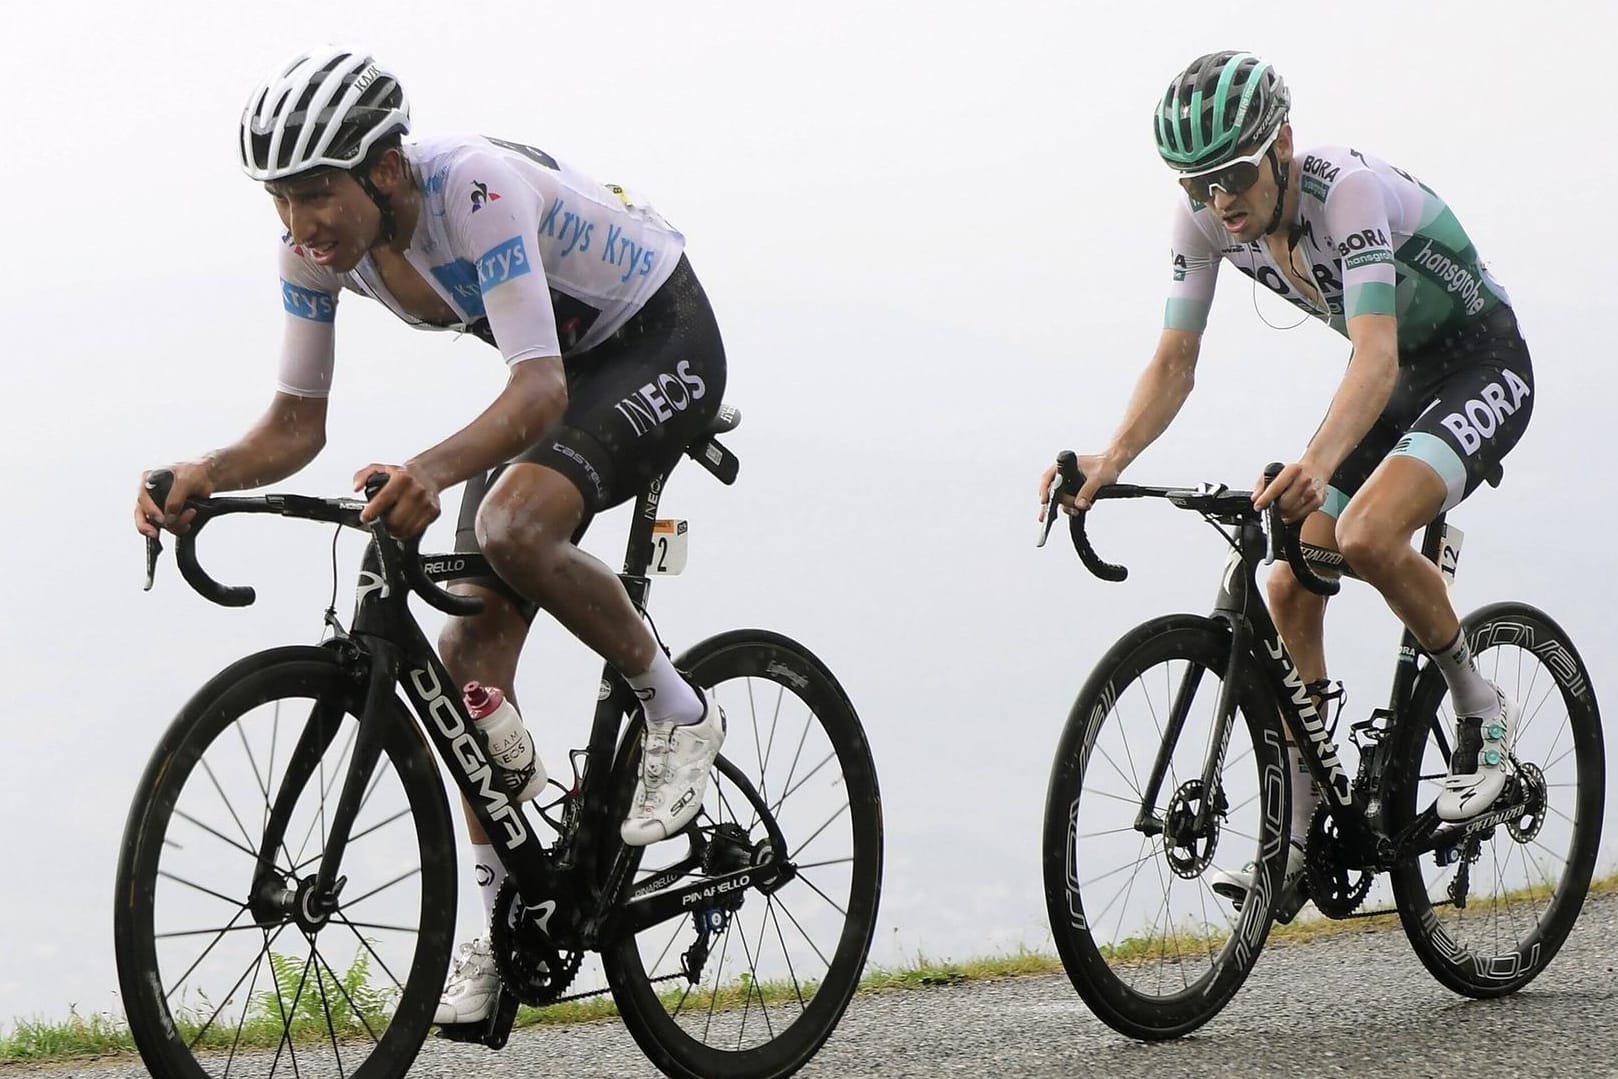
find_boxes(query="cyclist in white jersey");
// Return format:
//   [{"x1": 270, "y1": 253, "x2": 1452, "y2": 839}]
[
  {"x1": 1039, "y1": 51, "x2": 1534, "y2": 910},
  {"x1": 133, "y1": 46, "x2": 730, "y2": 1025}
]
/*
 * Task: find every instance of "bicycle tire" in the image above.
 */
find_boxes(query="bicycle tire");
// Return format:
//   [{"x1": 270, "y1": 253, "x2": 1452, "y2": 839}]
[
  {"x1": 115, "y1": 645, "x2": 457, "y2": 1079},
  {"x1": 1042, "y1": 614, "x2": 1290, "y2": 1040},
  {"x1": 1388, "y1": 602, "x2": 1604, "y2": 997},
  {"x1": 601, "y1": 629, "x2": 883, "y2": 1079}
]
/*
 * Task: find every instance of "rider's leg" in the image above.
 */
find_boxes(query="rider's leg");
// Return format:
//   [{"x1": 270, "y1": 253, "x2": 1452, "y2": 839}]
[
  {"x1": 1335, "y1": 456, "x2": 1493, "y2": 706},
  {"x1": 477, "y1": 458, "x2": 725, "y2": 847},
  {"x1": 1310, "y1": 316, "x2": 1535, "y2": 822},
  {"x1": 476, "y1": 461, "x2": 700, "y2": 717},
  {"x1": 438, "y1": 587, "x2": 530, "y2": 853},
  {"x1": 429, "y1": 588, "x2": 535, "y2": 1027},
  {"x1": 1266, "y1": 510, "x2": 1339, "y2": 847},
  {"x1": 1211, "y1": 512, "x2": 1342, "y2": 908},
  {"x1": 1336, "y1": 454, "x2": 1511, "y2": 821}
]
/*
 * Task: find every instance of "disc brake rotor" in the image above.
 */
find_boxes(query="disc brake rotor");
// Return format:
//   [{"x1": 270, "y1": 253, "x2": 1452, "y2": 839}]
[
  {"x1": 1162, "y1": 779, "x2": 1221, "y2": 878},
  {"x1": 1506, "y1": 761, "x2": 1547, "y2": 843}
]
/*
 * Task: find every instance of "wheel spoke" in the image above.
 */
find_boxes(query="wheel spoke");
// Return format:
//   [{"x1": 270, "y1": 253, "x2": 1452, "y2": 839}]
[
  {"x1": 122, "y1": 660, "x2": 451, "y2": 1078},
  {"x1": 614, "y1": 637, "x2": 878, "y2": 1065}
]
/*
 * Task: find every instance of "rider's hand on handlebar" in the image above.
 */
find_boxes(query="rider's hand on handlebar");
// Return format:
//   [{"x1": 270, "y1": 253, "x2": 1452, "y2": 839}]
[
  {"x1": 1037, "y1": 453, "x2": 1119, "y2": 520},
  {"x1": 1252, "y1": 460, "x2": 1329, "y2": 525},
  {"x1": 135, "y1": 462, "x2": 214, "y2": 537},
  {"x1": 354, "y1": 462, "x2": 441, "y2": 540}
]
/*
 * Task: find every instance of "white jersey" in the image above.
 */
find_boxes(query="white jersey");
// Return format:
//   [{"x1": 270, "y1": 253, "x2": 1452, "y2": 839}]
[{"x1": 276, "y1": 133, "x2": 686, "y2": 397}]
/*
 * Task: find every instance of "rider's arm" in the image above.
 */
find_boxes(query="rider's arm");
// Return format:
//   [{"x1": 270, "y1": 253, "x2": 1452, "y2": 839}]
[
  {"x1": 137, "y1": 390, "x2": 329, "y2": 535},
  {"x1": 1070, "y1": 203, "x2": 1217, "y2": 507},
  {"x1": 1099, "y1": 328, "x2": 1204, "y2": 475},
  {"x1": 211, "y1": 239, "x2": 341, "y2": 487},
  {"x1": 1299, "y1": 313, "x2": 1397, "y2": 477},
  {"x1": 139, "y1": 245, "x2": 338, "y2": 532},
  {"x1": 1300, "y1": 168, "x2": 1403, "y2": 476},
  {"x1": 1256, "y1": 168, "x2": 1402, "y2": 516},
  {"x1": 199, "y1": 391, "x2": 330, "y2": 491},
  {"x1": 398, "y1": 151, "x2": 573, "y2": 492},
  {"x1": 403, "y1": 356, "x2": 567, "y2": 493}
]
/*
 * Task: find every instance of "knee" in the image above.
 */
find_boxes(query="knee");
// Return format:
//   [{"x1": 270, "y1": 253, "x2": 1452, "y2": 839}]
[
  {"x1": 1335, "y1": 505, "x2": 1403, "y2": 577},
  {"x1": 1267, "y1": 564, "x2": 1326, "y2": 628},
  {"x1": 476, "y1": 498, "x2": 569, "y2": 597}
]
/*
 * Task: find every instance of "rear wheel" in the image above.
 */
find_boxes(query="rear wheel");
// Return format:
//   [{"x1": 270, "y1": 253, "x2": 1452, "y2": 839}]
[
  {"x1": 115, "y1": 646, "x2": 456, "y2": 1078},
  {"x1": 1042, "y1": 614, "x2": 1289, "y2": 1040},
  {"x1": 1389, "y1": 603, "x2": 1604, "y2": 997},
  {"x1": 602, "y1": 630, "x2": 883, "y2": 1079}
]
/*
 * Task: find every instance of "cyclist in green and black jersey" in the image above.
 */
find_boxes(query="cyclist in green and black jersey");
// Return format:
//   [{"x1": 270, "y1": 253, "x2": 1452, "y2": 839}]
[{"x1": 1040, "y1": 51, "x2": 1534, "y2": 908}]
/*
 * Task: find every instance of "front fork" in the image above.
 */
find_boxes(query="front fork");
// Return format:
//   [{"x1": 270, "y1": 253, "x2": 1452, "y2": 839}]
[
  {"x1": 1133, "y1": 618, "x2": 1245, "y2": 839},
  {"x1": 249, "y1": 639, "x2": 391, "y2": 927}
]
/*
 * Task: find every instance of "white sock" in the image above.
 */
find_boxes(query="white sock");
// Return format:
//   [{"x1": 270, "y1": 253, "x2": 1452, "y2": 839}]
[
  {"x1": 625, "y1": 649, "x2": 703, "y2": 726},
  {"x1": 472, "y1": 842, "x2": 505, "y2": 926},
  {"x1": 1432, "y1": 629, "x2": 1497, "y2": 718},
  {"x1": 1288, "y1": 744, "x2": 1317, "y2": 843}
]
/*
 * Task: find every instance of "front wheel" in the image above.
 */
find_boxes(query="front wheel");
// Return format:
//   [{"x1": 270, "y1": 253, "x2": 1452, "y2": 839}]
[
  {"x1": 1388, "y1": 602, "x2": 1604, "y2": 997},
  {"x1": 601, "y1": 629, "x2": 883, "y2": 1079},
  {"x1": 1043, "y1": 614, "x2": 1290, "y2": 1040},
  {"x1": 114, "y1": 645, "x2": 457, "y2": 1079}
]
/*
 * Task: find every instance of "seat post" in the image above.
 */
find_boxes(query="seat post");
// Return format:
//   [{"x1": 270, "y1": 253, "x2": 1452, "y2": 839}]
[
  {"x1": 619, "y1": 470, "x2": 673, "y2": 606},
  {"x1": 1417, "y1": 510, "x2": 1459, "y2": 582}
]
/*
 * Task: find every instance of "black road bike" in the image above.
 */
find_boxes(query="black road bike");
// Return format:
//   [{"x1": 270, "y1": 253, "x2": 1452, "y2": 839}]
[
  {"x1": 115, "y1": 407, "x2": 884, "y2": 1078},
  {"x1": 1038, "y1": 452, "x2": 1604, "y2": 1040}
]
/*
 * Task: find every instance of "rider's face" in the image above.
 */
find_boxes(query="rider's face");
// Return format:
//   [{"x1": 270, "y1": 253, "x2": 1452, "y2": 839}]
[
  {"x1": 267, "y1": 170, "x2": 381, "y2": 273},
  {"x1": 1204, "y1": 124, "x2": 1293, "y2": 244}
]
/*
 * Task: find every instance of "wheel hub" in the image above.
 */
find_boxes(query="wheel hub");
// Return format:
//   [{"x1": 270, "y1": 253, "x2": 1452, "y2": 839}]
[{"x1": 703, "y1": 822, "x2": 756, "y2": 875}]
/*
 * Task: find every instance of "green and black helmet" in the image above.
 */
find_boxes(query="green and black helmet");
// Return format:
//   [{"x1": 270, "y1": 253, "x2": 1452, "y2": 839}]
[{"x1": 1153, "y1": 51, "x2": 1290, "y2": 173}]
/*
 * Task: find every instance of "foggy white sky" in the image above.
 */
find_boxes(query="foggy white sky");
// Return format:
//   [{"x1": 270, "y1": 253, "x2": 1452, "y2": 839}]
[{"x1": 2, "y1": 0, "x2": 1613, "y2": 1025}]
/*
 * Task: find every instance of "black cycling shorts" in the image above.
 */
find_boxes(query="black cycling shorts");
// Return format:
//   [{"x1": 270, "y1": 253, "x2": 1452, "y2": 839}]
[
  {"x1": 1324, "y1": 305, "x2": 1533, "y2": 517},
  {"x1": 453, "y1": 254, "x2": 726, "y2": 616}
]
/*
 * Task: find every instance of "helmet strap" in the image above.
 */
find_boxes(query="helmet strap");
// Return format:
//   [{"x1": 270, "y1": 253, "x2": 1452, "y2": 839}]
[
  {"x1": 1263, "y1": 147, "x2": 1289, "y2": 237},
  {"x1": 352, "y1": 167, "x2": 398, "y2": 246}
]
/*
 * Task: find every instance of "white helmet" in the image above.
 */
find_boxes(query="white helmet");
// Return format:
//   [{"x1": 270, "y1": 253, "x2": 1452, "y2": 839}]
[{"x1": 240, "y1": 46, "x2": 410, "y2": 181}]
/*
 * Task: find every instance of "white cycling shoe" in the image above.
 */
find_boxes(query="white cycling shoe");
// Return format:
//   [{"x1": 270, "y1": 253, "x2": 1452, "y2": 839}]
[
  {"x1": 621, "y1": 688, "x2": 726, "y2": 847},
  {"x1": 1210, "y1": 839, "x2": 1307, "y2": 912},
  {"x1": 433, "y1": 937, "x2": 499, "y2": 1025},
  {"x1": 1436, "y1": 689, "x2": 1519, "y2": 822}
]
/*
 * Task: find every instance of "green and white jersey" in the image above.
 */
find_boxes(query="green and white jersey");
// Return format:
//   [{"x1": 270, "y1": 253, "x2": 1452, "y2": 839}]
[{"x1": 1164, "y1": 144, "x2": 1510, "y2": 353}]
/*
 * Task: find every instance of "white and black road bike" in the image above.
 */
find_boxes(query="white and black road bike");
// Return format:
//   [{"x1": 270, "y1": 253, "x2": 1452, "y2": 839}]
[{"x1": 116, "y1": 407, "x2": 883, "y2": 1079}]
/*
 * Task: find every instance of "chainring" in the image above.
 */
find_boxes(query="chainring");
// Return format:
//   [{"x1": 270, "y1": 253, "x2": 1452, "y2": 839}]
[
  {"x1": 1304, "y1": 803, "x2": 1374, "y2": 919},
  {"x1": 489, "y1": 878, "x2": 585, "y2": 1006}
]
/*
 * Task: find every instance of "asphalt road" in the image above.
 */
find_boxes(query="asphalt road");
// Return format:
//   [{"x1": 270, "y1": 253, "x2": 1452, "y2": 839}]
[{"x1": 19, "y1": 892, "x2": 1618, "y2": 1078}]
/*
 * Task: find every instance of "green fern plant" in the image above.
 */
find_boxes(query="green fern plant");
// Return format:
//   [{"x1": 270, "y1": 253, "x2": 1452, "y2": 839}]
[{"x1": 248, "y1": 945, "x2": 400, "y2": 1038}]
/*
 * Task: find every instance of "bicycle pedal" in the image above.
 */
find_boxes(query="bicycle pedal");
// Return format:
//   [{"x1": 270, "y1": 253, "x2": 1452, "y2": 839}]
[
  {"x1": 434, "y1": 986, "x2": 519, "y2": 1050},
  {"x1": 1272, "y1": 883, "x2": 1310, "y2": 925}
]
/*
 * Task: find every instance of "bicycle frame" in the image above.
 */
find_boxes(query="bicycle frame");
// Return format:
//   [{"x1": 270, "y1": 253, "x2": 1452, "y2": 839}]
[
  {"x1": 1131, "y1": 511, "x2": 1459, "y2": 867},
  {"x1": 266, "y1": 463, "x2": 766, "y2": 950}
]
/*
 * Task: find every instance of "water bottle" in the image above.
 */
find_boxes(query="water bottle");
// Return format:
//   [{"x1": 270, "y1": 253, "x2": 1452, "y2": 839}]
[{"x1": 463, "y1": 682, "x2": 546, "y2": 801}]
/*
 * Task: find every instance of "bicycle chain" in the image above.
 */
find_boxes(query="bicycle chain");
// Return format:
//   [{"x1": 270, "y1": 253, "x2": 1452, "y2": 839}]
[{"x1": 548, "y1": 969, "x2": 690, "y2": 1005}]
